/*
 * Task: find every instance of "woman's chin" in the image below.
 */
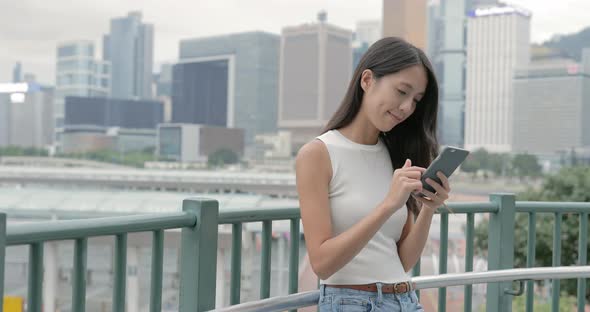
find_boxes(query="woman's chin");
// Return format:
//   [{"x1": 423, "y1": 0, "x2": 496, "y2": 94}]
[{"x1": 379, "y1": 123, "x2": 397, "y2": 133}]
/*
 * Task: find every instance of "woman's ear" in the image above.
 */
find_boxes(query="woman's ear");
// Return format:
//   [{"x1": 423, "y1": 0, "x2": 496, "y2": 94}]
[{"x1": 360, "y1": 69, "x2": 374, "y2": 92}]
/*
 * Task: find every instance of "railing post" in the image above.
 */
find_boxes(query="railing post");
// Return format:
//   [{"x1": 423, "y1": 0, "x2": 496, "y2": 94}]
[
  {"x1": 486, "y1": 193, "x2": 516, "y2": 312},
  {"x1": 28, "y1": 242, "x2": 44, "y2": 312},
  {"x1": 179, "y1": 198, "x2": 219, "y2": 312},
  {"x1": 112, "y1": 234, "x2": 127, "y2": 312},
  {"x1": 0, "y1": 213, "x2": 6, "y2": 312}
]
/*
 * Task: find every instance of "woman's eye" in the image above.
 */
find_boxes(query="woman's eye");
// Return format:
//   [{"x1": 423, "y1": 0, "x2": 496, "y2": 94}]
[{"x1": 397, "y1": 89, "x2": 407, "y2": 96}]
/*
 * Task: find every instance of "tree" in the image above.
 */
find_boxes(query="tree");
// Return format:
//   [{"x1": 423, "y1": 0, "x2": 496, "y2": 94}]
[
  {"x1": 570, "y1": 147, "x2": 579, "y2": 166},
  {"x1": 0, "y1": 146, "x2": 47, "y2": 156},
  {"x1": 460, "y1": 148, "x2": 512, "y2": 178},
  {"x1": 142, "y1": 146, "x2": 156, "y2": 154},
  {"x1": 57, "y1": 149, "x2": 154, "y2": 168},
  {"x1": 208, "y1": 149, "x2": 239, "y2": 168},
  {"x1": 511, "y1": 153, "x2": 542, "y2": 179},
  {"x1": 474, "y1": 166, "x2": 590, "y2": 302},
  {"x1": 488, "y1": 153, "x2": 510, "y2": 176},
  {"x1": 461, "y1": 148, "x2": 488, "y2": 174},
  {"x1": 461, "y1": 149, "x2": 543, "y2": 179},
  {"x1": 512, "y1": 294, "x2": 577, "y2": 312}
]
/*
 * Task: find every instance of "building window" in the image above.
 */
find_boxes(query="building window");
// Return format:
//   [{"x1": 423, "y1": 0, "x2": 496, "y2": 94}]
[
  {"x1": 58, "y1": 45, "x2": 76, "y2": 58},
  {"x1": 159, "y1": 127, "x2": 182, "y2": 160}
]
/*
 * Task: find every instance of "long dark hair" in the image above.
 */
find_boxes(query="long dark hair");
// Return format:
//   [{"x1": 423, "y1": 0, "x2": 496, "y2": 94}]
[{"x1": 323, "y1": 37, "x2": 439, "y2": 216}]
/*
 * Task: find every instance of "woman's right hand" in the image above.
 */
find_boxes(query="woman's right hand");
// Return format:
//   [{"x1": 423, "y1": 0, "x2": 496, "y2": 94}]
[{"x1": 382, "y1": 159, "x2": 425, "y2": 213}]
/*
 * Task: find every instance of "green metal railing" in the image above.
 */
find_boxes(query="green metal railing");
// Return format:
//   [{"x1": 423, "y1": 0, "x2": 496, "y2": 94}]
[
  {"x1": 212, "y1": 266, "x2": 590, "y2": 312},
  {"x1": 515, "y1": 202, "x2": 590, "y2": 312},
  {"x1": 422, "y1": 196, "x2": 589, "y2": 312},
  {"x1": 0, "y1": 194, "x2": 589, "y2": 312},
  {"x1": 0, "y1": 214, "x2": 6, "y2": 311},
  {"x1": 218, "y1": 207, "x2": 301, "y2": 311},
  {"x1": 0, "y1": 198, "x2": 220, "y2": 312},
  {"x1": 409, "y1": 195, "x2": 590, "y2": 312},
  {"x1": 412, "y1": 197, "x2": 501, "y2": 312}
]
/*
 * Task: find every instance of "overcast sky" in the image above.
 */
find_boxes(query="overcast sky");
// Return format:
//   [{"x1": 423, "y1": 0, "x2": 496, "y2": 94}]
[{"x1": 1, "y1": 0, "x2": 589, "y2": 85}]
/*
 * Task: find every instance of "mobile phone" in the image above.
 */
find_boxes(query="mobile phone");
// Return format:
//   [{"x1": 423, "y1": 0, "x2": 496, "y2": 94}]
[{"x1": 415, "y1": 146, "x2": 470, "y2": 197}]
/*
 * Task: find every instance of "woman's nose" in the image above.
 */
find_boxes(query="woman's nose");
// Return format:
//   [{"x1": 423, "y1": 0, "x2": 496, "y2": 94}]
[{"x1": 400, "y1": 99, "x2": 413, "y2": 114}]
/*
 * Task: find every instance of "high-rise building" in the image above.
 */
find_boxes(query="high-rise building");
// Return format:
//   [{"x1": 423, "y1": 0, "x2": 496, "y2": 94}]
[
  {"x1": 278, "y1": 16, "x2": 353, "y2": 151},
  {"x1": 103, "y1": 11, "x2": 154, "y2": 100},
  {"x1": 155, "y1": 63, "x2": 173, "y2": 98},
  {"x1": 353, "y1": 42, "x2": 370, "y2": 71},
  {"x1": 438, "y1": 0, "x2": 470, "y2": 147},
  {"x1": 0, "y1": 82, "x2": 54, "y2": 148},
  {"x1": 353, "y1": 20, "x2": 381, "y2": 70},
  {"x1": 172, "y1": 60, "x2": 229, "y2": 128},
  {"x1": 382, "y1": 0, "x2": 427, "y2": 49},
  {"x1": 154, "y1": 63, "x2": 173, "y2": 123},
  {"x1": 355, "y1": 20, "x2": 382, "y2": 46},
  {"x1": 465, "y1": 6, "x2": 531, "y2": 153},
  {"x1": 12, "y1": 62, "x2": 22, "y2": 83},
  {"x1": 54, "y1": 41, "x2": 110, "y2": 149},
  {"x1": 175, "y1": 31, "x2": 280, "y2": 150},
  {"x1": 55, "y1": 42, "x2": 109, "y2": 102},
  {"x1": 426, "y1": 1, "x2": 443, "y2": 61},
  {"x1": 65, "y1": 96, "x2": 163, "y2": 129},
  {"x1": 429, "y1": 0, "x2": 494, "y2": 147},
  {"x1": 513, "y1": 51, "x2": 590, "y2": 155}
]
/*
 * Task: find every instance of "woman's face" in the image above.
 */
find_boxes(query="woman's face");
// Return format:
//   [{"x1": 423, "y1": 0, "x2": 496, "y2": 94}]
[{"x1": 360, "y1": 65, "x2": 428, "y2": 132}]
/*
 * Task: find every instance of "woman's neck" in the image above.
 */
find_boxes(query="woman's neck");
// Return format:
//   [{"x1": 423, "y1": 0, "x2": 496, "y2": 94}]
[{"x1": 338, "y1": 115, "x2": 380, "y2": 145}]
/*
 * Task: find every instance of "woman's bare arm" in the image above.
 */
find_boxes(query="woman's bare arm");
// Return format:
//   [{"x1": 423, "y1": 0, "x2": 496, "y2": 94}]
[{"x1": 297, "y1": 140, "x2": 400, "y2": 280}]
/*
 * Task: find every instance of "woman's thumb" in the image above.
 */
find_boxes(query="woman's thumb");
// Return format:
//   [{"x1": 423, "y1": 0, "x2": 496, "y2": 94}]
[{"x1": 403, "y1": 159, "x2": 411, "y2": 168}]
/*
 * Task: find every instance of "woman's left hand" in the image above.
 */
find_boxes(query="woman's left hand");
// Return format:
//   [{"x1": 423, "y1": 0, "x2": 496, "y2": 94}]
[{"x1": 412, "y1": 171, "x2": 451, "y2": 211}]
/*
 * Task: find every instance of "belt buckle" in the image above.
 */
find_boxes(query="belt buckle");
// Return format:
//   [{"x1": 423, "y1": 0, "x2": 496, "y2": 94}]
[
  {"x1": 393, "y1": 282, "x2": 410, "y2": 293},
  {"x1": 405, "y1": 281, "x2": 412, "y2": 292}
]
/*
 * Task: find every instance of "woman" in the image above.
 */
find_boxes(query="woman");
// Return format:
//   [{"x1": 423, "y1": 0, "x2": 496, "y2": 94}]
[{"x1": 295, "y1": 37, "x2": 451, "y2": 311}]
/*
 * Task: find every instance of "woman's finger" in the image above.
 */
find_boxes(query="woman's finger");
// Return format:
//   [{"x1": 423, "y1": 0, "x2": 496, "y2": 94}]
[
  {"x1": 401, "y1": 171, "x2": 422, "y2": 180},
  {"x1": 405, "y1": 166, "x2": 426, "y2": 173},
  {"x1": 420, "y1": 189, "x2": 437, "y2": 200},
  {"x1": 425, "y1": 178, "x2": 446, "y2": 196},
  {"x1": 436, "y1": 171, "x2": 451, "y2": 192}
]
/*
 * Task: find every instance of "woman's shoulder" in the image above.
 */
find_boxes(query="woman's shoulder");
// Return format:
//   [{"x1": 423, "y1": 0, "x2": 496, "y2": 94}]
[
  {"x1": 296, "y1": 139, "x2": 329, "y2": 165},
  {"x1": 295, "y1": 138, "x2": 332, "y2": 179},
  {"x1": 297, "y1": 130, "x2": 337, "y2": 159}
]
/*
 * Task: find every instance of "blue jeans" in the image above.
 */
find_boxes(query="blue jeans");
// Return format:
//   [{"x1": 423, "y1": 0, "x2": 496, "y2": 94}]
[{"x1": 318, "y1": 283, "x2": 424, "y2": 312}]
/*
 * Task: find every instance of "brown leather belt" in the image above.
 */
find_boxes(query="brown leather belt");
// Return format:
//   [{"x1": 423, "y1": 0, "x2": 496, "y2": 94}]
[{"x1": 327, "y1": 282, "x2": 415, "y2": 294}]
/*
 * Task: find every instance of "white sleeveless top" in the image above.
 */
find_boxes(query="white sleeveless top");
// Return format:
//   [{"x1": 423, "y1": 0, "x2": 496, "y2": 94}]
[{"x1": 316, "y1": 129, "x2": 410, "y2": 285}]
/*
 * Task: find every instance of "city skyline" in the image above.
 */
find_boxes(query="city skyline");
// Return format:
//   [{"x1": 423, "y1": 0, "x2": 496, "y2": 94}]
[{"x1": 1, "y1": 0, "x2": 590, "y2": 84}]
